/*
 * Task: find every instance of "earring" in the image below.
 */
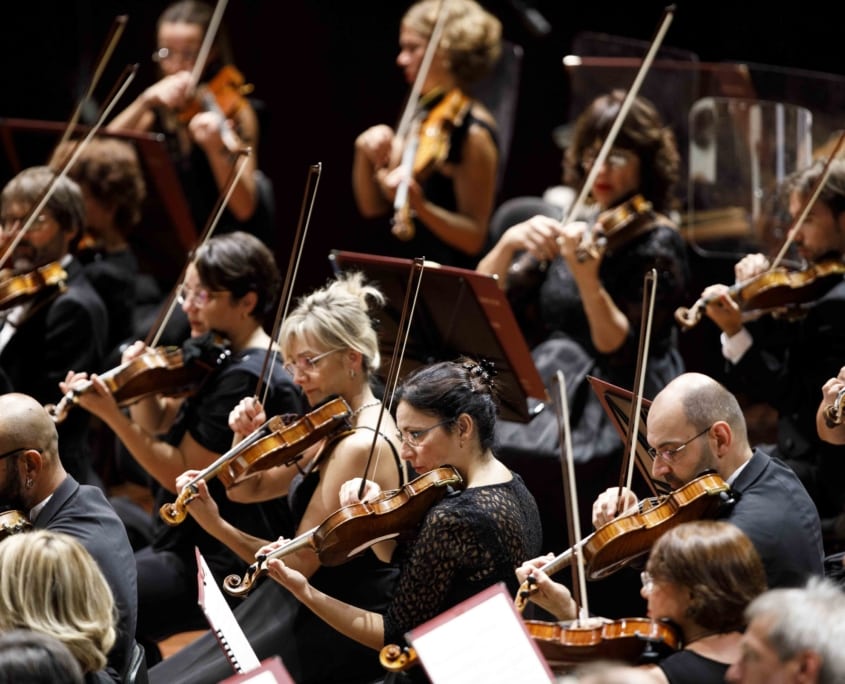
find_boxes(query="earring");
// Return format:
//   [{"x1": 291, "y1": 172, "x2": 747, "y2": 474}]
[
  {"x1": 25, "y1": 478, "x2": 33, "y2": 489},
  {"x1": 349, "y1": 369, "x2": 356, "y2": 379}
]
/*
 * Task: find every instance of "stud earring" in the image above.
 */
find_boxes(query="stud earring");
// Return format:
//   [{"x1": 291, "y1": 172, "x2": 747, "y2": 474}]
[
  {"x1": 25, "y1": 478, "x2": 33, "y2": 489},
  {"x1": 349, "y1": 369, "x2": 356, "y2": 379}
]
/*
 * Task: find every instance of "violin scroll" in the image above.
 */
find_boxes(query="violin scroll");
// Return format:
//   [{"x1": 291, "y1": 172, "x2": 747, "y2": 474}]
[
  {"x1": 824, "y1": 387, "x2": 845, "y2": 428},
  {"x1": 379, "y1": 644, "x2": 419, "y2": 672},
  {"x1": 158, "y1": 485, "x2": 198, "y2": 526}
]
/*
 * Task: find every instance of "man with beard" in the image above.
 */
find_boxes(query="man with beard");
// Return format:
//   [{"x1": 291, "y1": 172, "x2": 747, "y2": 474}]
[
  {"x1": 0, "y1": 392, "x2": 137, "y2": 683},
  {"x1": 0, "y1": 166, "x2": 109, "y2": 487},
  {"x1": 699, "y1": 159, "x2": 845, "y2": 545},
  {"x1": 520, "y1": 373, "x2": 823, "y2": 609}
]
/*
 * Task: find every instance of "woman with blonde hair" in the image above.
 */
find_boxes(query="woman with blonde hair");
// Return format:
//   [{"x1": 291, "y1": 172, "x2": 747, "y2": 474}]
[{"x1": 0, "y1": 530, "x2": 115, "y2": 682}]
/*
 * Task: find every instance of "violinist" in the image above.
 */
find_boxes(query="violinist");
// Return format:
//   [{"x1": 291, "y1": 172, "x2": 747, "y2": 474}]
[
  {"x1": 60, "y1": 232, "x2": 303, "y2": 667},
  {"x1": 49, "y1": 138, "x2": 148, "y2": 355},
  {"x1": 588, "y1": 372, "x2": 822, "y2": 590},
  {"x1": 0, "y1": 166, "x2": 109, "y2": 488},
  {"x1": 107, "y1": 0, "x2": 272, "y2": 243},
  {"x1": 352, "y1": 0, "x2": 501, "y2": 269},
  {"x1": 700, "y1": 159, "x2": 845, "y2": 545},
  {"x1": 519, "y1": 520, "x2": 768, "y2": 683},
  {"x1": 816, "y1": 365, "x2": 845, "y2": 445},
  {"x1": 149, "y1": 272, "x2": 403, "y2": 684},
  {"x1": 477, "y1": 92, "x2": 690, "y2": 538},
  {"x1": 253, "y1": 359, "x2": 541, "y2": 684}
]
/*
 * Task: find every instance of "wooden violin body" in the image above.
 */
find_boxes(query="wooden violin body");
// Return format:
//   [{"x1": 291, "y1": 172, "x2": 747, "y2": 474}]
[
  {"x1": 158, "y1": 396, "x2": 353, "y2": 526},
  {"x1": 0, "y1": 262, "x2": 68, "y2": 311},
  {"x1": 676, "y1": 259, "x2": 845, "y2": 330},
  {"x1": 223, "y1": 465, "x2": 464, "y2": 597},
  {"x1": 48, "y1": 333, "x2": 231, "y2": 424},
  {"x1": 525, "y1": 617, "x2": 681, "y2": 670},
  {"x1": 178, "y1": 64, "x2": 253, "y2": 125},
  {"x1": 515, "y1": 472, "x2": 733, "y2": 611}
]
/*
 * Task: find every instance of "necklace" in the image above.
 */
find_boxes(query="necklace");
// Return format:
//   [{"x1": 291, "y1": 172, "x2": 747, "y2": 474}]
[{"x1": 350, "y1": 400, "x2": 380, "y2": 420}]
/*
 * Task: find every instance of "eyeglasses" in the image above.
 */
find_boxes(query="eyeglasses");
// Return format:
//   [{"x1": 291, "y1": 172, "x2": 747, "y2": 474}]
[
  {"x1": 152, "y1": 47, "x2": 200, "y2": 65},
  {"x1": 0, "y1": 447, "x2": 38, "y2": 461},
  {"x1": 396, "y1": 419, "x2": 453, "y2": 447},
  {"x1": 580, "y1": 148, "x2": 636, "y2": 172},
  {"x1": 647, "y1": 424, "x2": 713, "y2": 463},
  {"x1": 640, "y1": 570, "x2": 655, "y2": 592},
  {"x1": 282, "y1": 348, "x2": 343, "y2": 376},
  {"x1": 176, "y1": 284, "x2": 228, "y2": 307},
  {"x1": 0, "y1": 213, "x2": 52, "y2": 234}
]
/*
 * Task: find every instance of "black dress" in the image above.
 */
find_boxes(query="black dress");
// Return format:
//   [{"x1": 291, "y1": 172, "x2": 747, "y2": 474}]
[
  {"x1": 149, "y1": 429, "x2": 403, "y2": 684},
  {"x1": 657, "y1": 649, "x2": 729, "y2": 684}
]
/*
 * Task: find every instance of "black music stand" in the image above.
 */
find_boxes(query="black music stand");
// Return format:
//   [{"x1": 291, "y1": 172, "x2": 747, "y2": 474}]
[
  {"x1": 329, "y1": 250, "x2": 546, "y2": 423},
  {"x1": 587, "y1": 376, "x2": 669, "y2": 496},
  {"x1": 0, "y1": 118, "x2": 197, "y2": 287}
]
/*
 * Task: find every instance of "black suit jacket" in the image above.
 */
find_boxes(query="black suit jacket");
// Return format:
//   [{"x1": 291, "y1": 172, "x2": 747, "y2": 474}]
[
  {"x1": 0, "y1": 258, "x2": 109, "y2": 483},
  {"x1": 34, "y1": 476, "x2": 138, "y2": 682},
  {"x1": 722, "y1": 448, "x2": 824, "y2": 588}
]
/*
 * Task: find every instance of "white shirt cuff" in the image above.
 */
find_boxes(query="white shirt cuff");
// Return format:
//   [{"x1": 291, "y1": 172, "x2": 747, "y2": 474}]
[{"x1": 721, "y1": 327, "x2": 753, "y2": 364}]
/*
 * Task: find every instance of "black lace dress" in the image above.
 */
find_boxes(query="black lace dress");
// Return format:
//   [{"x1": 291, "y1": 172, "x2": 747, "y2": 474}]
[{"x1": 383, "y1": 473, "x2": 542, "y2": 684}]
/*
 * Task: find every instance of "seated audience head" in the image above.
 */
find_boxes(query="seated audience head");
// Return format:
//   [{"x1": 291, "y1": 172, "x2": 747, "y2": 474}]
[
  {"x1": 726, "y1": 577, "x2": 845, "y2": 684},
  {"x1": 0, "y1": 529, "x2": 116, "y2": 676},
  {"x1": 0, "y1": 629, "x2": 84, "y2": 684},
  {"x1": 644, "y1": 520, "x2": 766, "y2": 638}
]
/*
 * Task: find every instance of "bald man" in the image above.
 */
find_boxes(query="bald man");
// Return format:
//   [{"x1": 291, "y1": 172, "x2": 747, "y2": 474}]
[
  {"x1": 0, "y1": 393, "x2": 137, "y2": 683},
  {"x1": 519, "y1": 373, "x2": 824, "y2": 622}
]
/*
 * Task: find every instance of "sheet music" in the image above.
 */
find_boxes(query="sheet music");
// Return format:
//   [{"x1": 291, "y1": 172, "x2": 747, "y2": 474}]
[
  {"x1": 407, "y1": 583, "x2": 554, "y2": 683},
  {"x1": 195, "y1": 547, "x2": 261, "y2": 674}
]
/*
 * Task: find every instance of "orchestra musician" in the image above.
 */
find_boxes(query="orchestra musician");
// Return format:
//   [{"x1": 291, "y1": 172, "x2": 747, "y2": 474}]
[
  {"x1": 519, "y1": 520, "x2": 768, "y2": 684},
  {"x1": 477, "y1": 91, "x2": 690, "y2": 552},
  {"x1": 816, "y1": 365, "x2": 845, "y2": 445},
  {"x1": 700, "y1": 158, "x2": 845, "y2": 546},
  {"x1": 587, "y1": 372, "x2": 822, "y2": 590},
  {"x1": 725, "y1": 577, "x2": 845, "y2": 684},
  {"x1": 0, "y1": 392, "x2": 137, "y2": 683},
  {"x1": 254, "y1": 358, "x2": 541, "y2": 684},
  {"x1": 107, "y1": 0, "x2": 273, "y2": 244},
  {"x1": 59, "y1": 232, "x2": 303, "y2": 667},
  {"x1": 352, "y1": 0, "x2": 501, "y2": 269},
  {"x1": 0, "y1": 166, "x2": 109, "y2": 488},
  {"x1": 149, "y1": 272, "x2": 403, "y2": 684}
]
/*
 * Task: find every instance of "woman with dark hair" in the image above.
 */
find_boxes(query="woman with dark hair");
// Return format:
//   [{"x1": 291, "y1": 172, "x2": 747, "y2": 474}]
[
  {"x1": 262, "y1": 357, "x2": 542, "y2": 683},
  {"x1": 61, "y1": 231, "x2": 303, "y2": 665},
  {"x1": 108, "y1": 0, "x2": 272, "y2": 242},
  {"x1": 518, "y1": 520, "x2": 768, "y2": 683},
  {"x1": 477, "y1": 91, "x2": 690, "y2": 564}
]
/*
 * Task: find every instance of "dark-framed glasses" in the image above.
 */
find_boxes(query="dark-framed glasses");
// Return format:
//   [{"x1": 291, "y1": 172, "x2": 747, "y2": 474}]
[
  {"x1": 647, "y1": 424, "x2": 713, "y2": 462},
  {"x1": 395, "y1": 419, "x2": 453, "y2": 447},
  {"x1": 282, "y1": 348, "x2": 343, "y2": 376},
  {"x1": 0, "y1": 447, "x2": 39, "y2": 461},
  {"x1": 0, "y1": 212, "x2": 52, "y2": 234}
]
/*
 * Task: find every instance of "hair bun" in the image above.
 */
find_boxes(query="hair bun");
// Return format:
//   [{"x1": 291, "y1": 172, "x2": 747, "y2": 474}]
[{"x1": 463, "y1": 357, "x2": 497, "y2": 391}]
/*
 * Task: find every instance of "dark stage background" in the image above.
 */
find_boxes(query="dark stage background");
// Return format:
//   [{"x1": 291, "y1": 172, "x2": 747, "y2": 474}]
[{"x1": 0, "y1": 0, "x2": 840, "y2": 299}]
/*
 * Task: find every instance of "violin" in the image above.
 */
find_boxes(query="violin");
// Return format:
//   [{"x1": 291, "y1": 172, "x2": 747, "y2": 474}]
[
  {"x1": 507, "y1": 194, "x2": 656, "y2": 287},
  {"x1": 0, "y1": 509, "x2": 32, "y2": 541},
  {"x1": 392, "y1": 88, "x2": 472, "y2": 241},
  {"x1": 159, "y1": 396, "x2": 353, "y2": 526},
  {"x1": 675, "y1": 259, "x2": 845, "y2": 330},
  {"x1": 223, "y1": 465, "x2": 464, "y2": 597},
  {"x1": 524, "y1": 617, "x2": 681, "y2": 670},
  {"x1": 0, "y1": 262, "x2": 68, "y2": 312},
  {"x1": 177, "y1": 64, "x2": 253, "y2": 126},
  {"x1": 47, "y1": 331, "x2": 231, "y2": 424},
  {"x1": 515, "y1": 472, "x2": 733, "y2": 610}
]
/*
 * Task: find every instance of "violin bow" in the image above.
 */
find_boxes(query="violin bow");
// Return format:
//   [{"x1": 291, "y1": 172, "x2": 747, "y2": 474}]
[
  {"x1": 616, "y1": 269, "x2": 660, "y2": 513},
  {"x1": 570, "y1": 5, "x2": 675, "y2": 260},
  {"x1": 145, "y1": 147, "x2": 252, "y2": 347},
  {"x1": 0, "y1": 64, "x2": 138, "y2": 271},
  {"x1": 187, "y1": 0, "x2": 229, "y2": 97},
  {"x1": 552, "y1": 370, "x2": 590, "y2": 622},
  {"x1": 253, "y1": 163, "x2": 323, "y2": 406},
  {"x1": 392, "y1": 0, "x2": 451, "y2": 238},
  {"x1": 356, "y1": 256, "x2": 426, "y2": 500}
]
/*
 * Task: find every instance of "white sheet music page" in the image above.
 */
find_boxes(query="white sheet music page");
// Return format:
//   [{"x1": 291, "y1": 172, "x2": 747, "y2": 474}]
[
  {"x1": 195, "y1": 547, "x2": 261, "y2": 674},
  {"x1": 407, "y1": 582, "x2": 554, "y2": 683}
]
